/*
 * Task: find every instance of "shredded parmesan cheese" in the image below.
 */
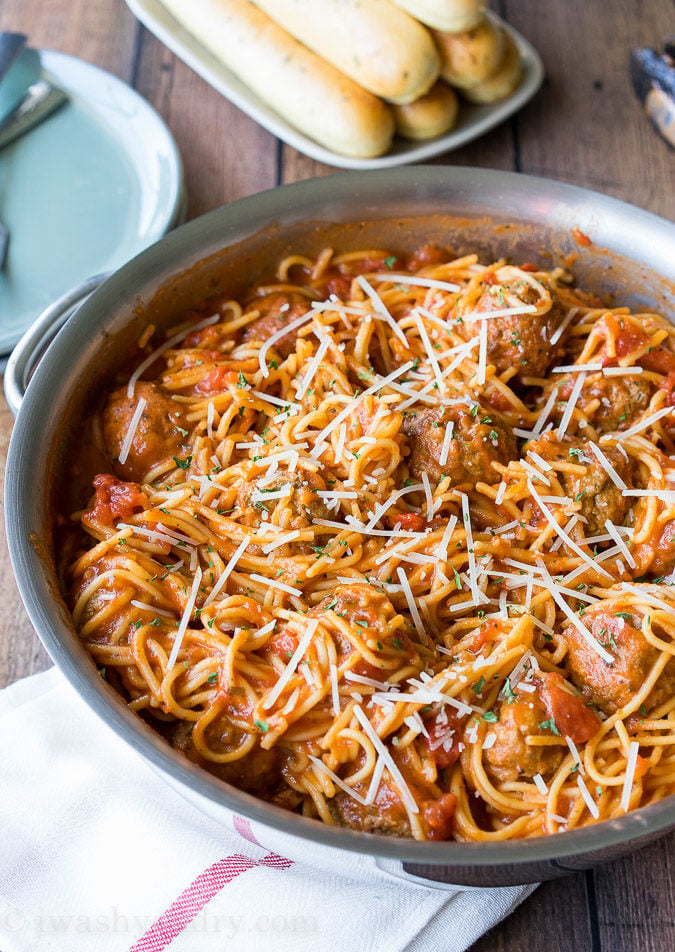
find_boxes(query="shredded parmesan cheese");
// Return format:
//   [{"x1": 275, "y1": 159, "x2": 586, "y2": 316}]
[
  {"x1": 258, "y1": 312, "x2": 314, "y2": 378},
  {"x1": 557, "y1": 372, "x2": 586, "y2": 439},
  {"x1": 203, "y1": 537, "x2": 250, "y2": 606},
  {"x1": 353, "y1": 706, "x2": 419, "y2": 815},
  {"x1": 576, "y1": 774, "x2": 600, "y2": 819},
  {"x1": 618, "y1": 404, "x2": 674, "y2": 438},
  {"x1": 621, "y1": 741, "x2": 640, "y2": 812},
  {"x1": 166, "y1": 567, "x2": 203, "y2": 671},
  {"x1": 263, "y1": 618, "x2": 319, "y2": 709},
  {"x1": 118, "y1": 397, "x2": 147, "y2": 466}
]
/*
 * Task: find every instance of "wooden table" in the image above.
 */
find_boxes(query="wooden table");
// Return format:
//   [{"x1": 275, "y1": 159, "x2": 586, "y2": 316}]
[{"x1": 0, "y1": 1, "x2": 673, "y2": 949}]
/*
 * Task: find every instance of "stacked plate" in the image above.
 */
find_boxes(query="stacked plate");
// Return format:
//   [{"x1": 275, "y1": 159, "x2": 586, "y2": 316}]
[{"x1": 0, "y1": 48, "x2": 184, "y2": 357}]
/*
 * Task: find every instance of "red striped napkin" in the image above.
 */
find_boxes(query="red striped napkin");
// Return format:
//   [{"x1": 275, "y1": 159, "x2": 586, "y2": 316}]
[{"x1": 0, "y1": 668, "x2": 535, "y2": 952}]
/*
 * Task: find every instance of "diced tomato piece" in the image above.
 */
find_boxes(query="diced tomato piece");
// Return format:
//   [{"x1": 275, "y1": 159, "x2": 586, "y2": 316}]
[
  {"x1": 572, "y1": 228, "x2": 592, "y2": 247},
  {"x1": 88, "y1": 474, "x2": 148, "y2": 526},
  {"x1": 484, "y1": 387, "x2": 512, "y2": 412},
  {"x1": 406, "y1": 244, "x2": 445, "y2": 272},
  {"x1": 596, "y1": 316, "x2": 646, "y2": 367},
  {"x1": 196, "y1": 366, "x2": 238, "y2": 395},
  {"x1": 183, "y1": 326, "x2": 223, "y2": 349},
  {"x1": 641, "y1": 345, "x2": 675, "y2": 375},
  {"x1": 469, "y1": 619, "x2": 502, "y2": 653},
  {"x1": 518, "y1": 262, "x2": 540, "y2": 272},
  {"x1": 538, "y1": 671, "x2": 600, "y2": 744},
  {"x1": 597, "y1": 318, "x2": 675, "y2": 374},
  {"x1": 350, "y1": 657, "x2": 383, "y2": 680},
  {"x1": 358, "y1": 255, "x2": 394, "y2": 273},
  {"x1": 324, "y1": 275, "x2": 352, "y2": 299},
  {"x1": 422, "y1": 793, "x2": 457, "y2": 840},
  {"x1": 615, "y1": 328, "x2": 648, "y2": 357},
  {"x1": 659, "y1": 370, "x2": 675, "y2": 406},
  {"x1": 390, "y1": 512, "x2": 426, "y2": 531},
  {"x1": 180, "y1": 350, "x2": 222, "y2": 368},
  {"x1": 422, "y1": 710, "x2": 462, "y2": 770},
  {"x1": 264, "y1": 627, "x2": 298, "y2": 658}
]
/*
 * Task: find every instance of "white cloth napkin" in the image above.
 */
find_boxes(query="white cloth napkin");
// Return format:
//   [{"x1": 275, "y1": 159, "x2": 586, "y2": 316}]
[{"x1": 0, "y1": 667, "x2": 536, "y2": 952}]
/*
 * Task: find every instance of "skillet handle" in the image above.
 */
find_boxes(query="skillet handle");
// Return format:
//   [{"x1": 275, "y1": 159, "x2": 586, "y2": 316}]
[
  {"x1": 3, "y1": 274, "x2": 108, "y2": 417},
  {"x1": 373, "y1": 856, "x2": 486, "y2": 890}
]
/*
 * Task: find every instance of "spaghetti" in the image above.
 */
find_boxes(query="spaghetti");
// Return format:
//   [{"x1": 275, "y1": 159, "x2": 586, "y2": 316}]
[{"x1": 62, "y1": 242, "x2": 675, "y2": 841}]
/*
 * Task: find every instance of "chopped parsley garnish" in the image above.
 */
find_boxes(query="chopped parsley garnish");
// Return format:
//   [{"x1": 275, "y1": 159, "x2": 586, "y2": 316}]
[
  {"x1": 538, "y1": 718, "x2": 561, "y2": 735},
  {"x1": 502, "y1": 677, "x2": 517, "y2": 703},
  {"x1": 173, "y1": 455, "x2": 192, "y2": 470},
  {"x1": 254, "y1": 719, "x2": 270, "y2": 733}
]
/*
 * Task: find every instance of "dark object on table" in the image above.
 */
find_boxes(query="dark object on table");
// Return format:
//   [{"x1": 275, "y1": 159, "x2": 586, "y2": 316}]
[
  {"x1": 0, "y1": 78, "x2": 68, "y2": 151},
  {"x1": 630, "y1": 37, "x2": 675, "y2": 148},
  {"x1": 0, "y1": 31, "x2": 27, "y2": 84}
]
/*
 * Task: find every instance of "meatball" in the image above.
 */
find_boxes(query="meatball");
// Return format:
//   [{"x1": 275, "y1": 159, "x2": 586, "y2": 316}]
[
  {"x1": 578, "y1": 374, "x2": 653, "y2": 433},
  {"x1": 461, "y1": 269, "x2": 564, "y2": 383},
  {"x1": 103, "y1": 381, "x2": 190, "y2": 482},
  {"x1": 315, "y1": 583, "x2": 397, "y2": 636},
  {"x1": 331, "y1": 775, "x2": 412, "y2": 837},
  {"x1": 169, "y1": 719, "x2": 281, "y2": 796},
  {"x1": 563, "y1": 608, "x2": 675, "y2": 716},
  {"x1": 401, "y1": 403, "x2": 517, "y2": 486},
  {"x1": 536, "y1": 671, "x2": 600, "y2": 744},
  {"x1": 330, "y1": 773, "x2": 457, "y2": 840},
  {"x1": 236, "y1": 471, "x2": 329, "y2": 529},
  {"x1": 635, "y1": 517, "x2": 675, "y2": 577},
  {"x1": 313, "y1": 584, "x2": 418, "y2": 674},
  {"x1": 526, "y1": 435, "x2": 633, "y2": 535},
  {"x1": 483, "y1": 691, "x2": 564, "y2": 784},
  {"x1": 241, "y1": 292, "x2": 311, "y2": 358}
]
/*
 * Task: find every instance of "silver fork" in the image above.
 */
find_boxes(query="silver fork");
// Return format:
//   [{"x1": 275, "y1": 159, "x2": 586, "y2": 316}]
[
  {"x1": 0, "y1": 33, "x2": 26, "y2": 270},
  {"x1": 0, "y1": 220, "x2": 8, "y2": 269},
  {"x1": 0, "y1": 79, "x2": 68, "y2": 270}
]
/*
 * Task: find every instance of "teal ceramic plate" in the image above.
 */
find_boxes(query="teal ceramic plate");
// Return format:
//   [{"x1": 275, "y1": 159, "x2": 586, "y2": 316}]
[{"x1": 0, "y1": 50, "x2": 184, "y2": 353}]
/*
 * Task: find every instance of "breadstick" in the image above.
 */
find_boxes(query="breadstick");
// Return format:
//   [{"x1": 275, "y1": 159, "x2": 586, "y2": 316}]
[
  {"x1": 159, "y1": 0, "x2": 395, "y2": 157},
  {"x1": 251, "y1": 0, "x2": 440, "y2": 104},
  {"x1": 392, "y1": 81, "x2": 459, "y2": 139}
]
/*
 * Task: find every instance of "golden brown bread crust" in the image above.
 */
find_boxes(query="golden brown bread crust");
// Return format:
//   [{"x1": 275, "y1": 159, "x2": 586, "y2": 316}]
[
  {"x1": 462, "y1": 32, "x2": 523, "y2": 104},
  {"x1": 391, "y1": 80, "x2": 459, "y2": 139},
  {"x1": 433, "y1": 15, "x2": 505, "y2": 89},
  {"x1": 390, "y1": 0, "x2": 485, "y2": 33},
  {"x1": 251, "y1": 0, "x2": 441, "y2": 104},
  {"x1": 159, "y1": 0, "x2": 395, "y2": 157}
]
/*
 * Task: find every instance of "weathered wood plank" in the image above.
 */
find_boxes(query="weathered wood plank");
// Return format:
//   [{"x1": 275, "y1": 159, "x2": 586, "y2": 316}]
[
  {"x1": 593, "y1": 835, "x2": 675, "y2": 952},
  {"x1": 505, "y1": 0, "x2": 675, "y2": 219},
  {"x1": 471, "y1": 874, "x2": 593, "y2": 952},
  {"x1": 0, "y1": 0, "x2": 139, "y2": 80},
  {"x1": 133, "y1": 28, "x2": 279, "y2": 216}
]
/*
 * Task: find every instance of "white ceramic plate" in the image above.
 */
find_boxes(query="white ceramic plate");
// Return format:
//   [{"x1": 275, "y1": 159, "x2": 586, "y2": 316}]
[
  {"x1": 126, "y1": 0, "x2": 543, "y2": 170},
  {"x1": 0, "y1": 50, "x2": 184, "y2": 354}
]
